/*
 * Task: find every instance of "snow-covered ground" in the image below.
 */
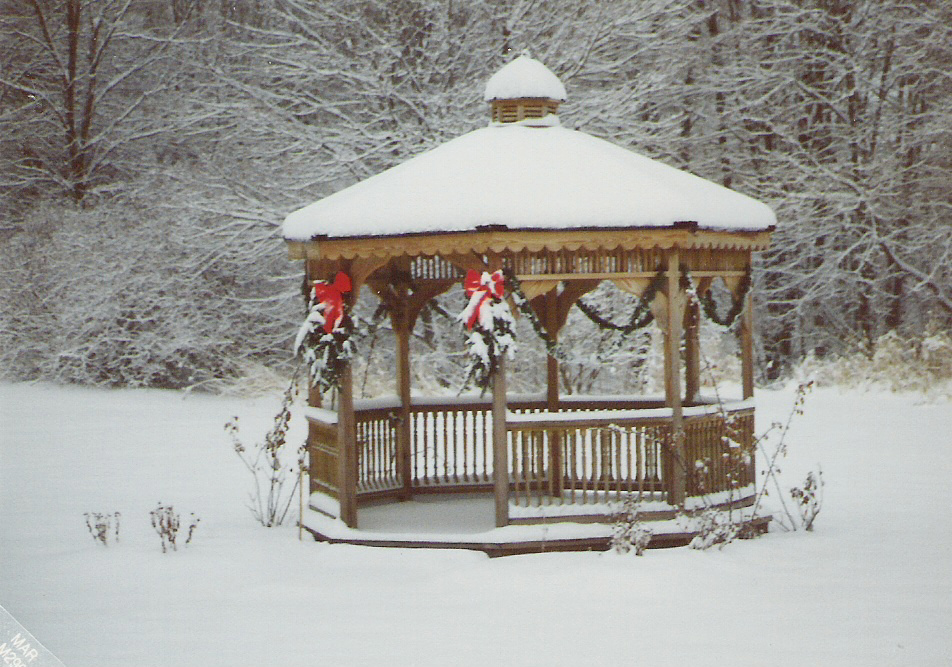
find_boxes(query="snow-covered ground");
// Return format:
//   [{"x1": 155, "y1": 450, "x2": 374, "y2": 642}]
[{"x1": 1, "y1": 382, "x2": 950, "y2": 666}]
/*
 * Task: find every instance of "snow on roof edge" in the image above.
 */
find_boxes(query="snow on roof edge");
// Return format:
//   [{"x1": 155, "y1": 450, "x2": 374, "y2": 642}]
[{"x1": 284, "y1": 221, "x2": 775, "y2": 244}]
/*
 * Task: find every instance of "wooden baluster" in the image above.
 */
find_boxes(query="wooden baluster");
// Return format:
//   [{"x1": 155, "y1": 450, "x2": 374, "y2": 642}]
[
  {"x1": 530, "y1": 430, "x2": 538, "y2": 507},
  {"x1": 421, "y1": 411, "x2": 429, "y2": 484},
  {"x1": 362, "y1": 421, "x2": 368, "y2": 491},
  {"x1": 525, "y1": 431, "x2": 533, "y2": 507},
  {"x1": 594, "y1": 427, "x2": 602, "y2": 504},
  {"x1": 362, "y1": 421, "x2": 370, "y2": 490},
  {"x1": 522, "y1": 430, "x2": 530, "y2": 507},
  {"x1": 514, "y1": 431, "x2": 522, "y2": 506},
  {"x1": 570, "y1": 428, "x2": 578, "y2": 504},
  {"x1": 523, "y1": 431, "x2": 530, "y2": 506},
  {"x1": 387, "y1": 416, "x2": 394, "y2": 486},
  {"x1": 410, "y1": 411, "x2": 418, "y2": 486},
  {"x1": 579, "y1": 429, "x2": 588, "y2": 505},
  {"x1": 543, "y1": 431, "x2": 552, "y2": 504},
  {"x1": 372, "y1": 418, "x2": 379, "y2": 489},
  {"x1": 392, "y1": 416, "x2": 398, "y2": 486},
  {"x1": 617, "y1": 427, "x2": 624, "y2": 502},
  {"x1": 461, "y1": 409, "x2": 469, "y2": 482},
  {"x1": 367, "y1": 418, "x2": 381, "y2": 487},
  {"x1": 625, "y1": 427, "x2": 633, "y2": 498},
  {"x1": 372, "y1": 418, "x2": 380, "y2": 488},
  {"x1": 565, "y1": 429, "x2": 574, "y2": 504},
  {"x1": 593, "y1": 428, "x2": 601, "y2": 503},
  {"x1": 377, "y1": 417, "x2": 383, "y2": 488},
  {"x1": 452, "y1": 410, "x2": 460, "y2": 483},
  {"x1": 377, "y1": 417, "x2": 384, "y2": 488},
  {"x1": 369, "y1": 420, "x2": 376, "y2": 489},
  {"x1": 450, "y1": 409, "x2": 458, "y2": 483},
  {"x1": 438, "y1": 411, "x2": 445, "y2": 484},
  {"x1": 480, "y1": 408, "x2": 487, "y2": 483},
  {"x1": 513, "y1": 432, "x2": 522, "y2": 506},
  {"x1": 539, "y1": 431, "x2": 553, "y2": 505},
  {"x1": 389, "y1": 415, "x2": 395, "y2": 487},
  {"x1": 512, "y1": 431, "x2": 529, "y2": 506},
  {"x1": 649, "y1": 427, "x2": 659, "y2": 482},
  {"x1": 637, "y1": 427, "x2": 644, "y2": 500}
]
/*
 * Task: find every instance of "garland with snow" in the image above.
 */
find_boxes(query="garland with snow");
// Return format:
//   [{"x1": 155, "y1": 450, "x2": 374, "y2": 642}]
[
  {"x1": 294, "y1": 272, "x2": 356, "y2": 393},
  {"x1": 688, "y1": 265, "x2": 752, "y2": 328},
  {"x1": 504, "y1": 266, "x2": 664, "y2": 363},
  {"x1": 458, "y1": 269, "x2": 516, "y2": 391},
  {"x1": 575, "y1": 268, "x2": 665, "y2": 333}
]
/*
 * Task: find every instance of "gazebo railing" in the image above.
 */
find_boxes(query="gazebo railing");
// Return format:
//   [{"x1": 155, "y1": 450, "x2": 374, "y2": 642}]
[
  {"x1": 507, "y1": 415, "x2": 669, "y2": 507},
  {"x1": 506, "y1": 401, "x2": 755, "y2": 509},
  {"x1": 306, "y1": 396, "x2": 755, "y2": 510},
  {"x1": 684, "y1": 409, "x2": 755, "y2": 497}
]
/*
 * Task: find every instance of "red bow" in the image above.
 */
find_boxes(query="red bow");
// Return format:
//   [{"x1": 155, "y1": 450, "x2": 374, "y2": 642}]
[
  {"x1": 312, "y1": 272, "x2": 352, "y2": 333},
  {"x1": 462, "y1": 269, "x2": 505, "y2": 330}
]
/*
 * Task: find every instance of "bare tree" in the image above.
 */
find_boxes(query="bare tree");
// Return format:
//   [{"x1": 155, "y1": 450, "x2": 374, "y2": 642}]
[{"x1": 0, "y1": 0, "x2": 201, "y2": 206}]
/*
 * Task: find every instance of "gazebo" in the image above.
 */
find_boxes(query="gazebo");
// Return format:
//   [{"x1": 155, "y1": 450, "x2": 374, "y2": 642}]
[{"x1": 284, "y1": 55, "x2": 775, "y2": 553}]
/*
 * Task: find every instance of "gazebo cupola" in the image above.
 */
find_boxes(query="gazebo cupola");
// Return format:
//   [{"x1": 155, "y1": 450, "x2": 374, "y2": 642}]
[{"x1": 485, "y1": 53, "x2": 566, "y2": 125}]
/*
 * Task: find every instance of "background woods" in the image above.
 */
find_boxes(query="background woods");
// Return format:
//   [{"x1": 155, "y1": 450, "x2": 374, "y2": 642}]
[{"x1": 1, "y1": 0, "x2": 950, "y2": 390}]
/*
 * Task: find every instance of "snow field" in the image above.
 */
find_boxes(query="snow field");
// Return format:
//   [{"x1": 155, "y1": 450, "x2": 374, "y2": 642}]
[{"x1": 1, "y1": 383, "x2": 950, "y2": 666}]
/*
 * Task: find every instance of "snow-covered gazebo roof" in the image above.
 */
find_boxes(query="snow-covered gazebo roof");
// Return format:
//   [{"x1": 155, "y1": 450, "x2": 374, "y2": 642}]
[{"x1": 283, "y1": 54, "x2": 775, "y2": 249}]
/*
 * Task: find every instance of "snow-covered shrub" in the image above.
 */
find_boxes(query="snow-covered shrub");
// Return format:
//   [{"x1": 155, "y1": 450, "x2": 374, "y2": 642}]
[
  {"x1": 921, "y1": 330, "x2": 952, "y2": 379},
  {"x1": 611, "y1": 498, "x2": 653, "y2": 556},
  {"x1": 0, "y1": 187, "x2": 300, "y2": 391},
  {"x1": 689, "y1": 507, "x2": 739, "y2": 550},
  {"x1": 795, "y1": 328, "x2": 952, "y2": 396},
  {"x1": 150, "y1": 503, "x2": 199, "y2": 553},
  {"x1": 225, "y1": 373, "x2": 304, "y2": 527},
  {"x1": 84, "y1": 511, "x2": 120, "y2": 546},
  {"x1": 790, "y1": 468, "x2": 824, "y2": 532}
]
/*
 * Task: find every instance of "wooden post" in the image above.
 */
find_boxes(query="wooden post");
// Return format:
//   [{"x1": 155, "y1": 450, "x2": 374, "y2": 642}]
[
  {"x1": 337, "y1": 363, "x2": 358, "y2": 528},
  {"x1": 685, "y1": 300, "x2": 701, "y2": 405},
  {"x1": 664, "y1": 251, "x2": 686, "y2": 507},
  {"x1": 305, "y1": 260, "x2": 322, "y2": 498},
  {"x1": 394, "y1": 297, "x2": 414, "y2": 500},
  {"x1": 739, "y1": 294, "x2": 756, "y2": 485},
  {"x1": 492, "y1": 356, "x2": 509, "y2": 527},
  {"x1": 545, "y1": 288, "x2": 563, "y2": 497},
  {"x1": 740, "y1": 294, "x2": 755, "y2": 400}
]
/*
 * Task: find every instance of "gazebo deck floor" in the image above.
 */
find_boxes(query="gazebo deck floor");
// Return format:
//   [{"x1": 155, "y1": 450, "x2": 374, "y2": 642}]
[{"x1": 300, "y1": 492, "x2": 768, "y2": 557}]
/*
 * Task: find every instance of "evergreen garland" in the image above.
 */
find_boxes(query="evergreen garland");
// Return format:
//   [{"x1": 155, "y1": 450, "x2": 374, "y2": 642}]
[
  {"x1": 296, "y1": 315, "x2": 355, "y2": 393},
  {"x1": 503, "y1": 266, "x2": 666, "y2": 359},
  {"x1": 690, "y1": 265, "x2": 753, "y2": 328},
  {"x1": 574, "y1": 268, "x2": 665, "y2": 333}
]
